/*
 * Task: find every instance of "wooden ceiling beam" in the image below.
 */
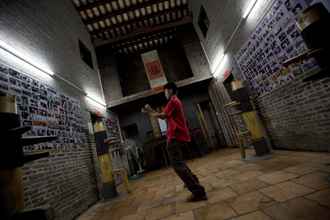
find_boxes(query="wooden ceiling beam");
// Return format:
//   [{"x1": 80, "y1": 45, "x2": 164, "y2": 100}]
[
  {"x1": 111, "y1": 30, "x2": 174, "y2": 50},
  {"x1": 90, "y1": 5, "x2": 188, "y2": 34},
  {"x1": 85, "y1": 2, "x2": 187, "y2": 25},
  {"x1": 94, "y1": 16, "x2": 192, "y2": 47},
  {"x1": 76, "y1": 0, "x2": 119, "y2": 11},
  {"x1": 79, "y1": 0, "x2": 169, "y2": 19}
]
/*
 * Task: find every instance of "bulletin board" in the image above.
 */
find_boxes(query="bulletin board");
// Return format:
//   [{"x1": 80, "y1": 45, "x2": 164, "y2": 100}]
[
  {"x1": 235, "y1": 0, "x2": 320, "y2": 97},
  {"x1": 104, "y1": 115, "x2": 121, "y2": 142},
  {"x1": 0, "y1": 62, "x2": 87, "y2": 152}
]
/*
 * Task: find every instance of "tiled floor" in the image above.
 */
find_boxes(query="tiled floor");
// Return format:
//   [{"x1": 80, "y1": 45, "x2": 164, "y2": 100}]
[{"x1": 77, "y1": 149, "x2": 330, "y2": 220}]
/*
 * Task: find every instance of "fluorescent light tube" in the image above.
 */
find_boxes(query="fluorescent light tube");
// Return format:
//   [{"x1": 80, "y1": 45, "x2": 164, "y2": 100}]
[
  {"x1": 213, "y1": 54, "x2": 228, "y2": 78},
  {"x1": 0, "y1": 39, "x2": 54, "y2": 76},
  {"x1": 211, "y1": 50, "x2": 225, "y2": 74},
  {"x1": 243, "y1": 0, "x2": 258, "y2": 19},
  {"x1": 86, "y1": 94, "x2": 106, "y2": 107}
]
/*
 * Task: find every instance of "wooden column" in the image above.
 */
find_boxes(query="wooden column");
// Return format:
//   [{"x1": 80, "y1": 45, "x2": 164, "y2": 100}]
[{"x1": 93, "y1": 120, "x2": 117, "y2": 199}]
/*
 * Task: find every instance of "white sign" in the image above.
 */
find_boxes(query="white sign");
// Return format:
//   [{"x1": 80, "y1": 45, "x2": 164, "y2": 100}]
[{"x1": 141, "y1": 50, "x2": 167, "y2": 89}]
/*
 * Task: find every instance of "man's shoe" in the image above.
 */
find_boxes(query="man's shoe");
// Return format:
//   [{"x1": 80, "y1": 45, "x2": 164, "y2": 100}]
[{"x1": 186, "y1": 194, "x2": 208, "y2": 202}]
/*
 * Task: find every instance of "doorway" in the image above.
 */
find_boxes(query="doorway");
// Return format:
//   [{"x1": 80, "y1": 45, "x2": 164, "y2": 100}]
[{"x1": 196, "y1": 100, "x2": 226, "y2": 152}]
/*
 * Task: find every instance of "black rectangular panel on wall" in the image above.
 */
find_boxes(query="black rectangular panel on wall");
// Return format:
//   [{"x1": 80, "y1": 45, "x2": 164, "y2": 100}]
[
  {"x1": 94, "y1": 131, "x2": 108, "y2": 155},
  {"x1": 235, "y1": 0, "x2": 321, "y2": 97}
]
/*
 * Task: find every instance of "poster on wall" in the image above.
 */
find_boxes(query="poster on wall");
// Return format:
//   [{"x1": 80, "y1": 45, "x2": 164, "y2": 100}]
[
  {"x1": 0, "y1": 62, "x2": 87, "y2": 153},
  {"x1": 234, "y1": 0, "x2": 321, "y2": 97},
  {"x1": 141, "y1": 50, "x2": 167, "y2": 89}
]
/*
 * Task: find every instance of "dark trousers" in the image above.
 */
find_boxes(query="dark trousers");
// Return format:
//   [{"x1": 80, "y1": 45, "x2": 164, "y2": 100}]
[{"x1": 166, "y1": 140, "x2": 206, "y2": 196}]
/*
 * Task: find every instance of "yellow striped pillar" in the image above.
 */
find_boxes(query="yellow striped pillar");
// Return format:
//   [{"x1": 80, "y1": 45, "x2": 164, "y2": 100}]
[
  {"x1": 231, "y1": 81, "x2": 271, "y2": 156},
  {"x1": 93, "y1": 120, "x2": 117, "y2": 199}
]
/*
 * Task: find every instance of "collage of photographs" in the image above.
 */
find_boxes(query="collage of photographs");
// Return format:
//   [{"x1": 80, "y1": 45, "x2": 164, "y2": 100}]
[
  {"x1": 0, "y1": 63, "x2": 88, "y2": 153},
  {"x1": 235, "y1": 0, "x2": 320, "y2": 97}
]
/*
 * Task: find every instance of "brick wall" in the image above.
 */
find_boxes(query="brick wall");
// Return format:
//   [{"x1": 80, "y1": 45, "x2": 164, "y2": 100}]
[
  {"x1": 256, "y1": 76, "x2": 330, "y2": 152},
  {"x1": 209, "y1": 69, "x2": 330, "y2": 152},
  {"x1": 98, "y1": 24, "x2": 211, "y2": 101},
  {"x1": 177, "y1": 25, "x2": 212, "y2": 78},
  {"x1": 0, "y1": 0, "x2": 103, "y2": 219},
  {"x1": 0, "y1": 62, "x2": 99, "y2": 220},
  {"x1": 0, "y1": 0, "x2": 104, "y2": 102},
  {"x1": 193, "y1": 0, "x2": 330, "y2": 152},
  {"x1": 22, "y1": 138, "x2": 99, "y2": 220},
  {"x1": 97, "y1": 54, "x2": 124, "y2": 104},
  {"x1": 99, "y1": 40, "x2": 194, "y2": 97},
  {"x1": 116, "y1": 52, "x2": 152, "y2": 96},
  {"x1": 158, "y1": 42, "x2": 194, "y2": 82}
]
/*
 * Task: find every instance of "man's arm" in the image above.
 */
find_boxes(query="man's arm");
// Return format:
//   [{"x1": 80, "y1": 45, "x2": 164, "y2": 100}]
[
  {"x1": 151, "y1": 111, "x2": 167, "y2": 119},
  {"x1": 142, "y1": 104, "x2": 167, "y2": 119}
]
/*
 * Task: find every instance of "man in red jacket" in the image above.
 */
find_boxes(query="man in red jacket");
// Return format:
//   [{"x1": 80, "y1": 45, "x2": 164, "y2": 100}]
[{"x1": 142, "y1": 82, "x2": 207, "y2": 202}]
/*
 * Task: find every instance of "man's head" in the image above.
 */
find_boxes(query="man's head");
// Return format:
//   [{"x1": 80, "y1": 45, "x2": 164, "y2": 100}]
[{"x1": 164, "y1": 82, "x2": 177, "y2": 100}]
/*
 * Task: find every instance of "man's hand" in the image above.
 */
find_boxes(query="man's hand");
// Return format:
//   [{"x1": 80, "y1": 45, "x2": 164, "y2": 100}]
[
  {"x1": 141, "y1": 106, "x2": 148, "y2": 113},
  {"x1": 144, "y1": 104, "x2": 154, "y2": 113},
  {"x1": 141, "y1": 104, "x2": 155, "y2": 114},
  {"x1": 141, "y1": 104, "x2": 167, "y2": 119}
]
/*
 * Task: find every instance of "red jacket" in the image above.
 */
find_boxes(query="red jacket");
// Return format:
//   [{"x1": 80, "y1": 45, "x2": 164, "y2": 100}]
[{"x1": 164, "y1": 95, "x2": 191, "y2": 143}]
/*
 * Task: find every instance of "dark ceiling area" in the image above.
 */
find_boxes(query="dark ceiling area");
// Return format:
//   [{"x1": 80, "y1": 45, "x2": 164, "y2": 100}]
[{"x1": 72, "y1": 0, "x2": 192, "y2": 53}]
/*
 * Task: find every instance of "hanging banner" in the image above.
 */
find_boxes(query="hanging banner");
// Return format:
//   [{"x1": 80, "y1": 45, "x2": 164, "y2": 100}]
[{"x1": 141, "y1": 50, "x2": 167, "y2": 89}]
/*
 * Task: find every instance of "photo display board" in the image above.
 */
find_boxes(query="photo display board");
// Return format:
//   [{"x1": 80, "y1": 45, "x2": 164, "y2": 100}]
[
  {"x1": 0, "y1": 63, "x2": 87, "y2": 153},
  {"x1": 104, "y1": 115, "x2": 121, "y2": 143},
  {"x1": 235, "y1": 0, "x2": 320, "y2": 97}
]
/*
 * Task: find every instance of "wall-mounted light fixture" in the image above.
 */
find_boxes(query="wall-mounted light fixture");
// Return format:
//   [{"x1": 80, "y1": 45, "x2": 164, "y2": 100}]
[
  {"x1": 243, "y1": 0, "x2": 259, "y2": 19},
  {"x1": 86, "y1": 94, "x2": 106, "y2": 108},
  {"x1": 0, "y1": 39, "x2": 54, "y2": 77},
  {"x1": 212, "y1": 52, "x2": 224, "y2": 74},
  {"x1": 0, "y1": 38, "x2": 107, "y2": 109},
  {"x1": 210, "y1": 0, "x2": 262, "y2": 79},
  {"x1": 211, "y1": 49, "x2": 225, "y2": 74},
  {"x1": 213, "y1": 54, "x2": 229, "y2": 78}
]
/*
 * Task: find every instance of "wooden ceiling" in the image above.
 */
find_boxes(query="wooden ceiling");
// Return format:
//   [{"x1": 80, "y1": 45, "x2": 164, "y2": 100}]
[{"x1": 72, "y1": 0, "x2": 192, "y2": 53}]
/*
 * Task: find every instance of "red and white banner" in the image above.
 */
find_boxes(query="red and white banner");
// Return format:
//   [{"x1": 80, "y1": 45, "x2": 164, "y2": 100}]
[{"x1": 141, "y1": 50, "x2": 167, "y2": 89}]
